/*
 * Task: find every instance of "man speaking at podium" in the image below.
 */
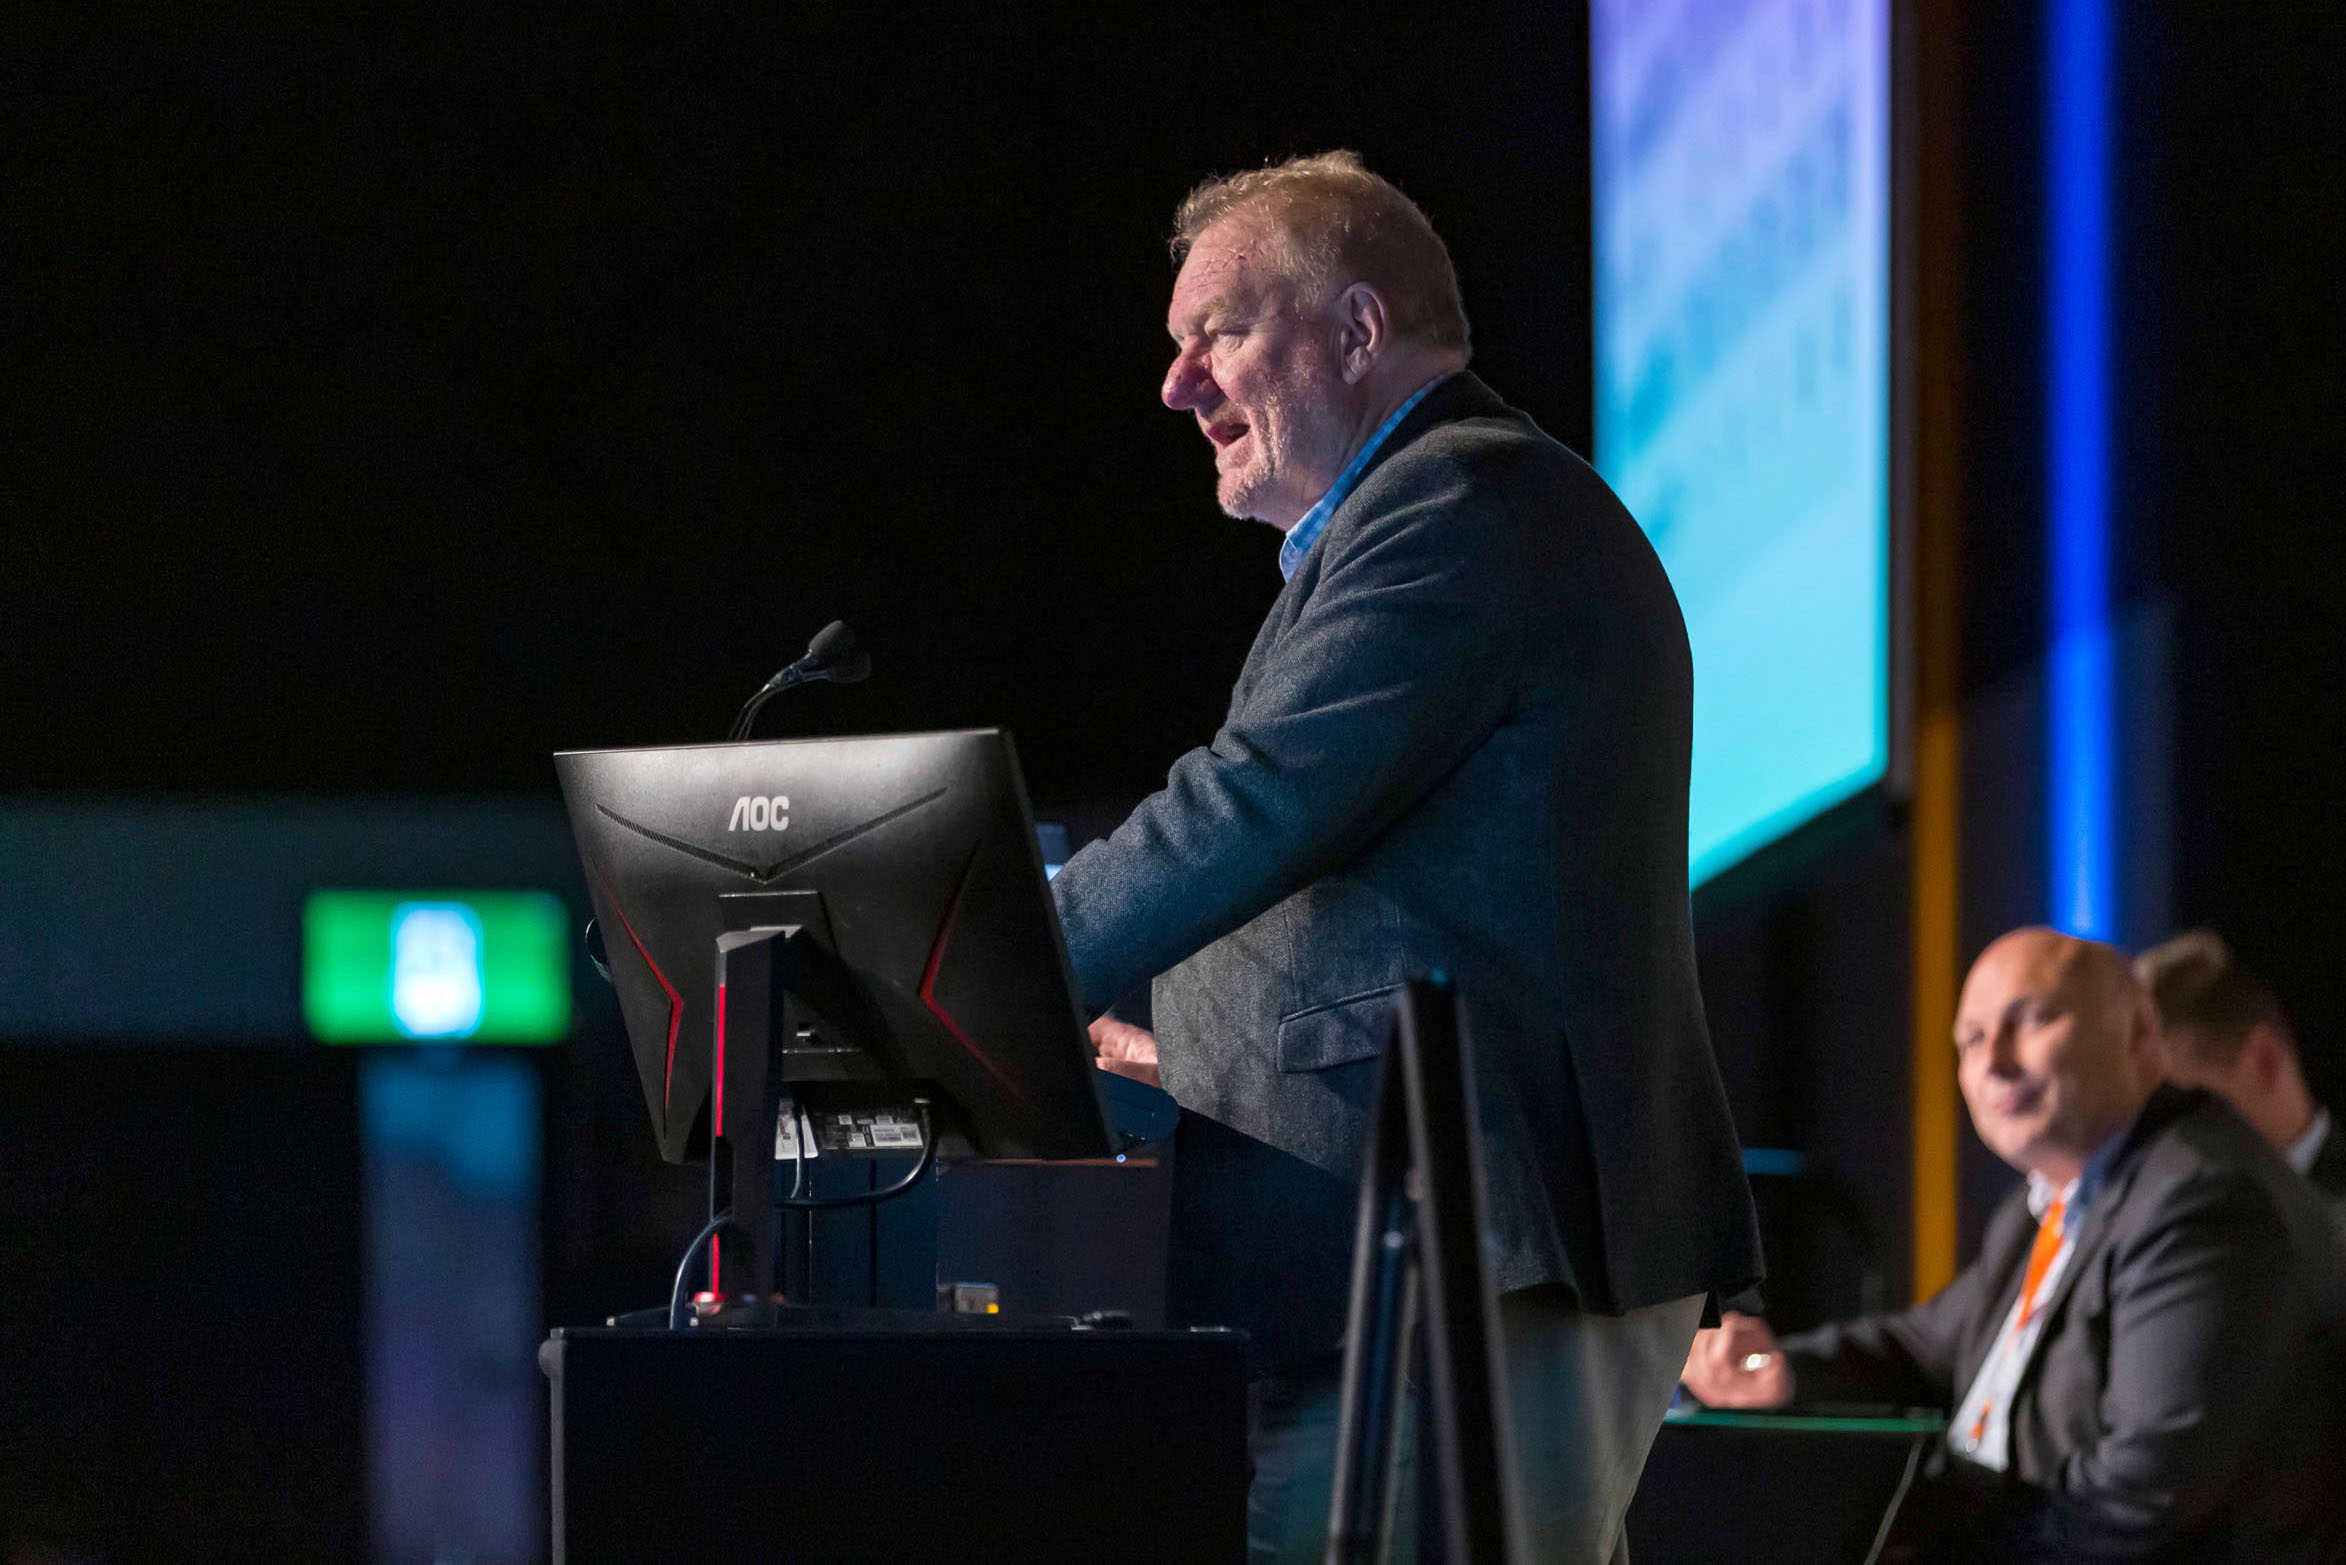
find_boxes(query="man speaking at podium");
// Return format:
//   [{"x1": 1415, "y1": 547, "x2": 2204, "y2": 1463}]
[{"x1": 1048, "y1": 152, "x2": 1762, "y2": 1561}]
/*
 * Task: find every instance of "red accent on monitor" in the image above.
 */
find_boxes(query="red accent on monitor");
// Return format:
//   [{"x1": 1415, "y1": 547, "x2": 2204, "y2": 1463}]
[
  {"x1": 711, "y1": 980, "x2": 728, "y2": 1294},
  {"x1": 919, "y1": 853, "x2": 1031, "y2": 1108},
  {"x1": 610, "y1": 900, "x2": 684, "y2": 1117},
  {"x1": 714, "y1": 981, "x2": 728, "y2": 1136}
]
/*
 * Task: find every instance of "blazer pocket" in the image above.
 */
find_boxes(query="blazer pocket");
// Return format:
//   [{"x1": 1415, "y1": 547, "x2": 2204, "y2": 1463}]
[{"x1": 1276, "y1": 984, "x2": 1403, "y2": 1073}]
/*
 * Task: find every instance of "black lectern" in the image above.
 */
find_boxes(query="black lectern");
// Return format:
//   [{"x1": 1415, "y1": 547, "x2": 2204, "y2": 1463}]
[
  {"x1": 542, "y1": 1322, "x2": 1247, "y2": 1564},
  {"x1": 546, "y1": 731, "x2": 1226, "y2": 1560}
]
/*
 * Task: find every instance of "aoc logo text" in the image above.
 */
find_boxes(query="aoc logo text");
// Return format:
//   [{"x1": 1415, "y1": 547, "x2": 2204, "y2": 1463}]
[{"x1": 727, "y1": 795, "x2": 790, "y2": 832}]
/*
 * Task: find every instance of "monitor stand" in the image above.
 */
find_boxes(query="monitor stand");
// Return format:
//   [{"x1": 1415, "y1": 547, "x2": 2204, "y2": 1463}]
[
  {"x1": 664, "y1": 904, "x2": 1176, "y2": 1332},
  {"x1": 693, "y1": 921, "x2": 932, "y2": 1326}
]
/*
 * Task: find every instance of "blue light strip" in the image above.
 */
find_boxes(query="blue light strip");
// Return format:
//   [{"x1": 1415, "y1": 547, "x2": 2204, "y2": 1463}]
[
  {"x1": 1741, "y1": 1147, "x2": 1809, "y2": 1179},
  {"x1": 2046, "y1": 0, "x2": 2117, "y2": 940}
]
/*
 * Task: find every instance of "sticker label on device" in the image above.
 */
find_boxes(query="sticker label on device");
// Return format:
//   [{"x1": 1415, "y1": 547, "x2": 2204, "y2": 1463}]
[
  {"x1": 775, "y1": 1097, "x2": 813, "y2": 1161},
  {"x1": 820, "y1": 1110, "x2": 923, "y2": 1152},
  {"x1": 776, "y1": 1101, "x2": 922, "y2": 1156}
]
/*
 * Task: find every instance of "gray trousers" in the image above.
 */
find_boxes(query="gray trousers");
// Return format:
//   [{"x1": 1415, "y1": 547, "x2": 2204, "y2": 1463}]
[{"x1": 1247, "y1": 1287, "x2": 1704, "y2": 1564}]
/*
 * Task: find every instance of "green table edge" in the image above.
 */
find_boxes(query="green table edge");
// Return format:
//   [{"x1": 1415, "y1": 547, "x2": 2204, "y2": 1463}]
[{"x1": 1663, "y1": 1408, "x2": 1946, "y2": 1435}]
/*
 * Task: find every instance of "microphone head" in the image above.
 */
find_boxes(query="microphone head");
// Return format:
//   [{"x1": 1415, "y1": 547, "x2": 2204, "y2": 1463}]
[{"x1": 801, "y1": 620, "x2": 870, "y2": 684}]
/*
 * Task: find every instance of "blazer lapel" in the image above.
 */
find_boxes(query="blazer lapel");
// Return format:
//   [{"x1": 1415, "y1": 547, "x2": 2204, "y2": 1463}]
[
  {"x1": 1243, "y1": 371, "x2": 1508, "y2": 710},
  {"x1": 2014, "y1": 1174, "x2": 2124, "y2": 1361},
  {"x1": 2003, "y1": 1088, "x2": 2198, "y2": 1389},
  {"x1": 1952, "y1": 1194, "x2": 2041, "y2": 1392}
]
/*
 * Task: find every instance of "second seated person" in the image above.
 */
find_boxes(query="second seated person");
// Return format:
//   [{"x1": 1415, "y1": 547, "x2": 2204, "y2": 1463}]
[{"x1": 2135, "y1": 928, "x2": 2346, "y2": 1225}]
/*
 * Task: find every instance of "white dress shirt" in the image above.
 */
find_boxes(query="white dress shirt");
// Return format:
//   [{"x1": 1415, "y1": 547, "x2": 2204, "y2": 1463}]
[
  {"x1": 1947, "y1": 1172, "x2": 2080, "y2": 1472},
  {"x1": 2287, "y1": 1105, "x2": 2331, "y2": 1177}
]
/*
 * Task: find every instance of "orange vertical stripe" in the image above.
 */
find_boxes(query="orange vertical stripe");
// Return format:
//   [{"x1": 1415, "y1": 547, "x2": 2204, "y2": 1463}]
[
  {"x1": 1913, "y1": 709, "x2": 1960, "y2": 1297},
  {"x1": 1910, "y1": 0, "x2": 1966, "y2": 1300}
]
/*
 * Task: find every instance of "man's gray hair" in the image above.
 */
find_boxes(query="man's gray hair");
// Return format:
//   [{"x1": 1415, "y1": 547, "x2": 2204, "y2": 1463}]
[{"x1": 1171, "y1": 151, "x2": 1471, "y2": 355}]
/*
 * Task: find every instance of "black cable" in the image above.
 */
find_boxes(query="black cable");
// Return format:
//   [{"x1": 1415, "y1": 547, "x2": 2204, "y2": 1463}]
[
  {"x1": 774, "y1": 1101, "x2": 936, "y2": 1210},
  {"x1": 667, "y1": 1210, "x2": 751, "y2": 1330},
  {"x1": 673, "y1": 1103, "x2": 931, "y2": 1326},
  {"x1": 866, "y1": 1159, "x2": 880, "y2": 1307},
  {"x1": 786, "y1": 1113, "x2": 809, "y2": 1300},
  {"x1": 801, "y1": 1188, "x2": 815, "y2": 1296},
  {"x1": 1861, "y1": 1431, "x2": 1931, "y2": 1565}
]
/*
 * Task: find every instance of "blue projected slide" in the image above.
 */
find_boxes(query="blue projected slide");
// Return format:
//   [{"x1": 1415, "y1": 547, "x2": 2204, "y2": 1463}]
[{"x1": 1592, "y1": 0, "x2": 1891, "y2": 884}]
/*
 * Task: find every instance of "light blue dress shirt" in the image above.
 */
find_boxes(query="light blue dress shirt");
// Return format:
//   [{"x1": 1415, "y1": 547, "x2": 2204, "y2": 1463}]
[{"x1": 1276, "y1": 374, "x2": 1452, "y2": 581}]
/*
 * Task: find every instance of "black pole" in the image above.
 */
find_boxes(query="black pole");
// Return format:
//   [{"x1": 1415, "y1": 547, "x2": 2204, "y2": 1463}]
[
  {"x1": 1327, "y1": 1038, "x2": 1418, "y2": 1561},
  {"x1": 1395, "y1": 976, "x2": 1514, "y2": 1563},
  {"x1": 1324, "y1": 975, "x2": 1516, "y2": 1563}
]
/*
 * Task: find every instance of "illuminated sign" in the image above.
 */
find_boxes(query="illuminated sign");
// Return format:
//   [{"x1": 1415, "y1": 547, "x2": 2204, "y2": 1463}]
[{"x1": 304, "y1": 890, "x2": 570, "y2": 1044}]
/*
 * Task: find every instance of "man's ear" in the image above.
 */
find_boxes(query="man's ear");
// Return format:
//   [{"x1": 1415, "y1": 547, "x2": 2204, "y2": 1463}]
[
  {"x1": 2125, "y1": 989, "x2": 2164, "y2": 1082},
  {"x1": 1334, "y1": 281, "x2": 1389, "y2": 384},
  {"x1": 2243, "y1": 1022, "x2": 2289, "y2": 1091}
]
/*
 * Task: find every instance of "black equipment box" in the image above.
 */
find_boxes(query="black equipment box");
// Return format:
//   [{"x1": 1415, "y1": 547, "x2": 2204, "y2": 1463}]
[
  {"x1": 1627, "y1": 1410, "x2": 1944, "y2": 1562},
  {"x1": 542, "y1": 1322, "x2": 1247, "y2": 1563}
]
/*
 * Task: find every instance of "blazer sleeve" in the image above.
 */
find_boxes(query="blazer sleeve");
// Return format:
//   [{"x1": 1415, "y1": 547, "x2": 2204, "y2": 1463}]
[
  {"x1": 1779, "y1": 1253, "x2": 1992, "y2": 1410},
  {"x1": 1051, "y1": 471, "x2": 1516, "y2": 1015}
]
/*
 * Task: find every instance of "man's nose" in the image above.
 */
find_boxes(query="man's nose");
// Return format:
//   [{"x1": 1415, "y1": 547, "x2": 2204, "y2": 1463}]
[
  {"x1": 1163, "y1": 349, "x2": 1212, "y2": 412},
  {"x1": 1985, "y1": 1025, "x2": 2024, "y2": 1076}
]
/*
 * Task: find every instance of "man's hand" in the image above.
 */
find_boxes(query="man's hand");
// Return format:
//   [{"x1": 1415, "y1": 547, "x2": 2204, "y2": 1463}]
[
  {"x1": 1088, "y1": 1016, "x2": 1162, "y2": 1089},
  {"x1": 1679, "y1": 1311, "x2": 1796, "y2": 1408}
]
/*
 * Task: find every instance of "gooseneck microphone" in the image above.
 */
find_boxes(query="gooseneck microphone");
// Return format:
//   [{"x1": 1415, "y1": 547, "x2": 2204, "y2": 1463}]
[
  {"x1": 727, "y1": 620, "x2": 870, "y2": 741},
  {"x1": 792, "y1": 620, "x2": 872, "y2": 686}
]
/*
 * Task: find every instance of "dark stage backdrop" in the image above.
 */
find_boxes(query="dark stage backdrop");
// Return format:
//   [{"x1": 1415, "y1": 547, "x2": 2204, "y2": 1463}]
[
  {"x1": 3, "y1": 3, "x2": 2340, "y2": 1557},
  {"x1": 4, "y1": 3, "x2": 1590, "y2": 822},
  {"x1": 9, "y1": 0, "x2": 2339, "y2": 1270},
  {"x1": 5, "y1": 9, "x2": 1598, "y2": 1559},
  {"x1": 1941, "y1": 0, "x2": 2346, "y2": 1156}
]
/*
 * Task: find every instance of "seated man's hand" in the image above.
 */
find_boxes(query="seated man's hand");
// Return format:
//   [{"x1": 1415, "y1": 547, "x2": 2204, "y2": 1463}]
[
  {"x1": 1679, "y1": 1311, "x2": 1795, "y2": 1408},
  {"x1": 1088, "y1": 1016, "x2": 1161, "y2": 1089}
]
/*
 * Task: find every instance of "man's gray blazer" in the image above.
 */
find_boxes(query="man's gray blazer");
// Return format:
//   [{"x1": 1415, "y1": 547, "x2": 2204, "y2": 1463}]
[{"x1": 1051, "y1": 372, "x2": 1764, "y2": 1369}]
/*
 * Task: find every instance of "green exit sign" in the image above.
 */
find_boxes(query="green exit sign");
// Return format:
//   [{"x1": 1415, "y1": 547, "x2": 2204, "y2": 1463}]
[{"x1": 304, "y1": 890, "x2": 571, "y2": 1045}]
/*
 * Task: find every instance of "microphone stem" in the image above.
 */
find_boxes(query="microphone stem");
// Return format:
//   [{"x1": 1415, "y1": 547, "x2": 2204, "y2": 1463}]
[{"x1": 728, "y1": 670, "x2": 803, "y2": 742}]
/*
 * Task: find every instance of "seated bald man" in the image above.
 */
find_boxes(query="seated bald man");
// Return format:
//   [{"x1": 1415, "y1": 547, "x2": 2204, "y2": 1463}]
[{"x1": 1680, "y1": 928, "x2": 2346, "y2": 1561}]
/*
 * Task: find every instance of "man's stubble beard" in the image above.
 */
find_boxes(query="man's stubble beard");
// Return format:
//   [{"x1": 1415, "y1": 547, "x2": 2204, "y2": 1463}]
[
  {"x1": 1215, "y1": 432, "x2": 1276, "y2": 523},
  {"x1": 1217, "y1": 467, "x2": 1268, "y2": 521},
  {"x1": 1216, "y1": 382, "x2": 1312, "y2": 525}
]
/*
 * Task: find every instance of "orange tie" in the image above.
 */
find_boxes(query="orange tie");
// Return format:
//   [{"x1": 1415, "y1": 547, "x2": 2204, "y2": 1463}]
[
  {"x1": 1967, "y1": 1196, "x2": 2068, "y2": 1443},
  {"x1": 2016, "y1": 1196, "x2": 2068, "y2": 1329}
]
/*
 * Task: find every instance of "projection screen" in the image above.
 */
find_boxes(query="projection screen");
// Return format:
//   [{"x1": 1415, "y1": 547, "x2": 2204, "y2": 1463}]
[{"x1": 1592, "y1": 0, "x2": 1893, "y2": 884}]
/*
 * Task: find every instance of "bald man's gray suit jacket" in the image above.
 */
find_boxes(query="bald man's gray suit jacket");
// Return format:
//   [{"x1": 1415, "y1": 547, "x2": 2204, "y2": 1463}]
[
  {"x1": 1050, "y1": 372, "x2": 1763, "y2": 1369},
  {"x1": 1782, "y1": 1086, "x2": 2346, "y2": 1560}
]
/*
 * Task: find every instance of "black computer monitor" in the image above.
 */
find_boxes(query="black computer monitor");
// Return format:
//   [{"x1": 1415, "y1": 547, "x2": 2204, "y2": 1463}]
[{"x1": 555, "y1": 729, "x2": 1117, "y2": 1166}]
